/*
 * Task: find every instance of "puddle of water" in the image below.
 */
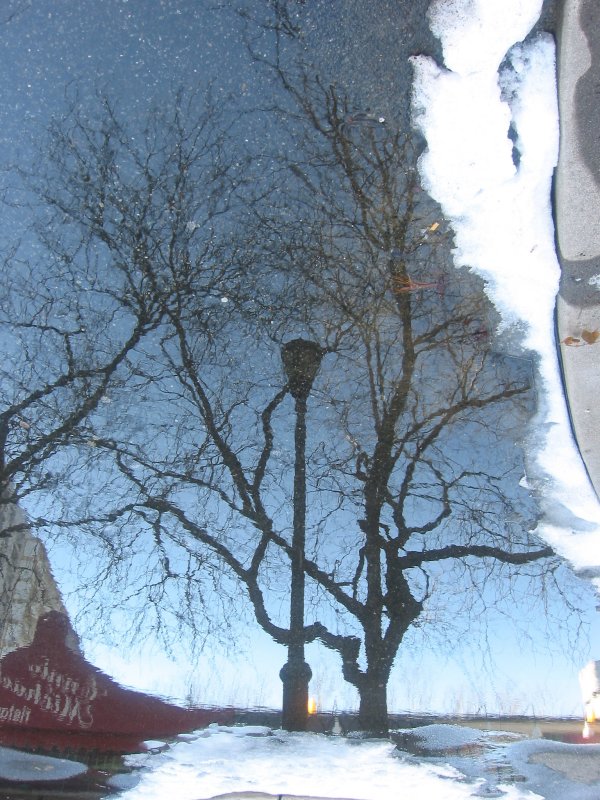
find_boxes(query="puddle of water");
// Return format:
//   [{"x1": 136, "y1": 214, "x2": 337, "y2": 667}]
[{"x1": 0, "y1": 0, "x2": 596, "y2": 780}]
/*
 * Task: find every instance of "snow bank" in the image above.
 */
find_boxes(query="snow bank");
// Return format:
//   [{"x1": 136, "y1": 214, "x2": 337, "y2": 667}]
[
  {"x1": 394, "y1": 722, "x2": 517, "y2": 752},
  {"x1": 411, "y1": 0, "x2": 600, "y2": 583},
  {"x1": 115, "y1": 725, "x2": 490, "y2": 800}
]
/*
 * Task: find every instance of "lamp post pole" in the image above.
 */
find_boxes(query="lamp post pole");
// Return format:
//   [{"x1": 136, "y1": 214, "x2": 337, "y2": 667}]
[{"x1": 279, "y1": 339, "x2": 325, "y2": 732}]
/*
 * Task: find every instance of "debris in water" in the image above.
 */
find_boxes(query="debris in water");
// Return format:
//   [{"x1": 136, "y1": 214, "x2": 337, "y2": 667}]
[
  {"x1": 341, "y1": 112, "x2": 386, "y2": 135},
  {"x1": 391, "y1": 273, "x2": 446, "y2": 296}
]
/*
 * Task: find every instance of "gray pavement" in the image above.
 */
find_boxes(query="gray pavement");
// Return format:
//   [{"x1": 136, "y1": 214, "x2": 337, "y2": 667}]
[{"x1": 555, "y1": 0, "x2": 600, "y2": 499}]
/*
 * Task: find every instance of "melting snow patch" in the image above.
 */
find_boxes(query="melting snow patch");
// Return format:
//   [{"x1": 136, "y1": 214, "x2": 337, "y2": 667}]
[
  {"x1": 411, "y1": 0, "x2": 600, "y2": 584},
  {"x1": 117, "y1": 725, "x2": 510, "y2": 800},
  {"x1": 588, "y1": 274, "x2": 600, "y2": 289},
  {"x1": 393, "y1": 723, "x2": 513, "y2": 753}
]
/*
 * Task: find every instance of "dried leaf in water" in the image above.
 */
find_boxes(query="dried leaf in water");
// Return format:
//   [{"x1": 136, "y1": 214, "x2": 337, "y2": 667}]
[
  {"x1": 562, "y1": 336, "x2": 582, "y2": 346},
  {"x1": 581, "y1": 329, "x2": 600, "y2": 344}
]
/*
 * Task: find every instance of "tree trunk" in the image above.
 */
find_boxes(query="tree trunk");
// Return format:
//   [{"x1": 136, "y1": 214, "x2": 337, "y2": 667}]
[{"x1": 357, "y1": 672, "x2": 389, "y2": 736}]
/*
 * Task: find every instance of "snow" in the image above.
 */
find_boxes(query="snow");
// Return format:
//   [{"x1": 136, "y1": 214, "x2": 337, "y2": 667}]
[
  {"x1": 411, "y1": 0, "x2": 600, "y2": 585},
  {"x1": 394, "y1": 722, "x2": 511, "y2": 751},
  {"x1": 112, "y1": 724, "x2": 539, "y2": 800},
  {"x1": 107, "y1": 723, "x2": 600, "y2": 800}
]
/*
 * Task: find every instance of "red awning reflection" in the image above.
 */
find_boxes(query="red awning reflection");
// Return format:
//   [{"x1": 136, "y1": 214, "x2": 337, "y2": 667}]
[{"x1": 0, "y1": 610, "x2": 233, "y2": 753}]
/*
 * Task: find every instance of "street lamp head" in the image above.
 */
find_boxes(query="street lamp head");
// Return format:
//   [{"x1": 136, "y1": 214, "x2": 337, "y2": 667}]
[{"x1": 281, "y1": 339, "x2": 326, "y2": 401}]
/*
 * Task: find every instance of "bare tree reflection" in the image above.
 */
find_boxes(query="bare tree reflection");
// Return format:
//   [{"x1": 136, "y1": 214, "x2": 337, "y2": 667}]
[
  {"x1": 1, "y1": 49, "x2": 577, "y2": 737},
  {"x1": 215, "y1": 54, "x2": 556, "y2": 731},
  {"x1": 1, "y1": 88, "x2": 251, "y2": 643}
]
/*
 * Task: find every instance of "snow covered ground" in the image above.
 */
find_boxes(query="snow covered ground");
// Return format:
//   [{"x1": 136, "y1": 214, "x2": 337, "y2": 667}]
[
  {"x1": 103, "y1": 723, "x2": 599, "y2": 800},
  {"x1": 411, "y1": 0, "x2": 600, "y2": 582},
  {"x1": 3, "y1": 722, "x2": 599, "y2": 800},
  {"x1": 116, "y1": 726, "x2": 477, "y2": 800}
]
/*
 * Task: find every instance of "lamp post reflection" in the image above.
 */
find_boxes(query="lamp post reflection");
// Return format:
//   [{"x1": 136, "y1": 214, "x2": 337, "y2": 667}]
[{"x1": 279, "y1": 339, "x2": 325, "y2": 732}]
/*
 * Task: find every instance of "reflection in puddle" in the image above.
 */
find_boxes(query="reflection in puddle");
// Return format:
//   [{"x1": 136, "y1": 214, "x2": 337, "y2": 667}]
[
  {"x1": 392, "y1": 724, "x2": 529, "y2": 794},
  {"x1": 0, "y1": 492, "x2": 232, "y2": 758},
  {"x1": 0, "y1": 608, "x2": 232, "y2": 753},
  {"x1": 0, "y1": 0, "x2": 596, "y2": 769}
]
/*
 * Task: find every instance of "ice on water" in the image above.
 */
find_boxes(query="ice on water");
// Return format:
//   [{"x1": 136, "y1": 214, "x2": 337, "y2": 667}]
[{"x1": 0, "y1": 746, "x2": 86, "y2": 782}]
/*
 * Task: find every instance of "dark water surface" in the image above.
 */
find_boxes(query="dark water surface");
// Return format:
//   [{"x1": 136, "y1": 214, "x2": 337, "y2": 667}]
[{"x1": 0, "y1": 0, "x2": 595, "y2": 792}]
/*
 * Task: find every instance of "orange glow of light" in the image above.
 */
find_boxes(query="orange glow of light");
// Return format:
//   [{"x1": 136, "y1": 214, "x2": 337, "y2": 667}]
[
  {"x1": 583, "y1": 721, "x2": 592, "y2": 739},
  {"x1": 307, "y1": 697, "x2": 317, "y2": 715}
]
